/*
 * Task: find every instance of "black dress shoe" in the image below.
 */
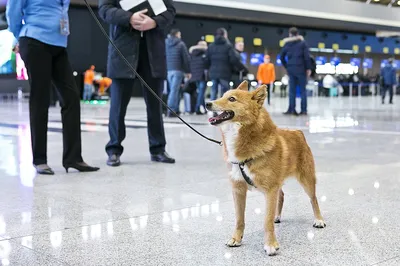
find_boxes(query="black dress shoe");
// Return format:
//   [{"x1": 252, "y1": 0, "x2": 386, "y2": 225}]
[
  {"x1": 34, "y1": 164, "x2": 54, "y2": 175},
  {"x1": 283, "y1": 111, "x2": 298, "y2": 116},
  {"x1": 63, "y1": 162, "x2": 100, "y2": 173},
  {"x1": 151, "y1": 152, "x2": 175, "y2": 164},
  {"x1": 299, "y1": 112, "x2": 308, "y2": 116},
  {"x1": 107, "y1": 154, "x2": 121, "y2": 167}
]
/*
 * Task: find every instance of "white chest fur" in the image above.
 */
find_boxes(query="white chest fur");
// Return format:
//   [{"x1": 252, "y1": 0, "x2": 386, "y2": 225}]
[{"x1": 221, "y1": 124, "x2": 255, "y2": 184}]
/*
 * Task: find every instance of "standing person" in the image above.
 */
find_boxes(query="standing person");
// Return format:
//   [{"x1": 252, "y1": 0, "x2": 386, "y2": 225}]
[
  {"x1": 99, "y1": 0, "x2": 176, "y2": 166},
  {"x1": 165, "y1": 29, "x2": 191, "y2": 117},
  {"x1": 6, "y1": 0, "x2": 99, "y2": 175},
  {"x1": 206, "y1": 28, "x2": 244, "y2": 100},
  {"x1": 380, "y1": 58, "x2": 396, "y2": 104},
  {"x1": 231, "y1": 41, "x2": 249, "y2": 88},
  {"x1": 280, "y1": 27, "x2": 312, "y2": 116},
  {"x1": 257, "y1": 55, "x2": 276, "y2": 105},
  {"x1": 189, "y1": 40, "x2": 208, "y2": 115},
  {"x1": 83, "y1": 65, "x2": 96, "y2": 101}
]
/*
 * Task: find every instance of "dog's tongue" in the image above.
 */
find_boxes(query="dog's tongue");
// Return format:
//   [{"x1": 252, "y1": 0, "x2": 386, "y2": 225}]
[{"x1": 208, "y1": 117, "x2": 217, "y2": 123}]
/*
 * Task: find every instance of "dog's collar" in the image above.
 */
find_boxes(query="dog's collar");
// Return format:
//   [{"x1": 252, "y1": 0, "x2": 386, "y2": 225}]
[{"x1": 231, "y1": 158, "x2": 256, "y2": 187}]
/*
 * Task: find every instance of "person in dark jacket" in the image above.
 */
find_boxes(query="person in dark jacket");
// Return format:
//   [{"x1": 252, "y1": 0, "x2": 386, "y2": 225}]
[
  {"x1": 206, "y1": 28, "x2": 243, "y2": 100},
  {"x1": 99, "y1": 0, "x2": 176, "y2": 166},
  {"x1": 165, "y1": 29, "x2": 191, "y2": 116},
  {"x1": 189, "y1": 40, "x2": 208, "y2": 114},
  {"x1": 281, "y1": 27, "x2": 312, "y2": 115},
  {"x1": 380, "y1": 58, "x2": 397, "y2": 104},
  {"x1": 231, "y1": 41, "x2": 249, "y2": 88}
]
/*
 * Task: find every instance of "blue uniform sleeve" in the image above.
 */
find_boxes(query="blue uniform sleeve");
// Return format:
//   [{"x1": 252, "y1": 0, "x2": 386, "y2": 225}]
[
  {"x1": 392, "y1": 68, "x2": 397, "y2": 85},
  {"x1": 6, "y1": 0, "x2": 25, "y2": 39},
  {"x1": 303, "y1": 42, "x2": 312, "y2": 71}
]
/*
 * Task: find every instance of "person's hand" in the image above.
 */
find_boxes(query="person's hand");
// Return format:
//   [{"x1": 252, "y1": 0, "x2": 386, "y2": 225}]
[
  {"x1": 132, "y1": 11, "x2": 157, "y2": 32},
  {"x1": 306, "y1": 69, "x2": 311, "y2": 77},
  {"x1": 130, "y1": 9, "x2": 147, "y2": 27}
]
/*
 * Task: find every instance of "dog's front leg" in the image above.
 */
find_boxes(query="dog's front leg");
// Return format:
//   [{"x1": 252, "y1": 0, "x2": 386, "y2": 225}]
[
  {"x1": 264, "y1": 188, "x2": 280, "y2": 256},
  {"x1": 226, "y1": 180, "x2": 247, "y2": 247}
]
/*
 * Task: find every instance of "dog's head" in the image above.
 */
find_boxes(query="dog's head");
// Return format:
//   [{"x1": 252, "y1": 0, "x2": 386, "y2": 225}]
[{"x1": 206, "y1": 81, "x2": 267, "y2": 126}]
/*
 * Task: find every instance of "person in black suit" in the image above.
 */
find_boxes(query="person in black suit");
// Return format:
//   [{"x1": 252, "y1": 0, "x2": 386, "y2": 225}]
[{"x1": 99, "y1": 0, "x2": 176, "y2": 166}]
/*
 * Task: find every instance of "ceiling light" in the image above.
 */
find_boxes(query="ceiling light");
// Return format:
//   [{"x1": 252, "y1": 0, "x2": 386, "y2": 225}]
[
  {"x1": 374, "y1": 0, "x2": 380, "y2": 2},
  {"x1": 398, "y1": 0, "x2": 400, "y2": 5}
]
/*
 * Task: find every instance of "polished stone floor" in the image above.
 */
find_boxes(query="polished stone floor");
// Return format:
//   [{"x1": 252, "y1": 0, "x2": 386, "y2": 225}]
[{"x1": 0, "y1": 95, "x2": 400, "y2": 266}]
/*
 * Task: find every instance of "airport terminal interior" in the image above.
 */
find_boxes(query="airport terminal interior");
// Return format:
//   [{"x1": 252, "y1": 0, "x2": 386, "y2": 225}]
[{"x1": 1, "y1": 0, "x2": 400, "y2": 265}]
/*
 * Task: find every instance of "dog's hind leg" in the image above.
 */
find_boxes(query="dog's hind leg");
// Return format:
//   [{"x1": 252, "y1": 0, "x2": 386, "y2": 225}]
[
  {"x1": 298, "y1": 173, "x2": 326, "y2": 229},
  {"x1": 274, "y1": 188, "x2": 284, "y2": 223},
  {"x1": 226, "y1": 180, "x2": 247, "y2": 247}
]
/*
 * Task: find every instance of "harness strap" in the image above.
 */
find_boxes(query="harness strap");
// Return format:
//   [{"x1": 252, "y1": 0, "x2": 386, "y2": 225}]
[{"x1": 231, "y1": 159, "x2": 256, "y2": 187}]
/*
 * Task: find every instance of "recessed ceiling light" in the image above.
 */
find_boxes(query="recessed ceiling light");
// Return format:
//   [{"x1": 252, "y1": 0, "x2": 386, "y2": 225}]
[
  {"x1": 398, "y1": 0, "x2": 400, "y2": 5},
  {"x1": 374, "y1": 0, "x2": 380, "y2": 2}
]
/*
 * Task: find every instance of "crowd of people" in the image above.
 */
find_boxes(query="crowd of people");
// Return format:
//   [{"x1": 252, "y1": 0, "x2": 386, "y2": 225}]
[{"x1": 164, "y1": 27, "x2": 248, "y2": 117}]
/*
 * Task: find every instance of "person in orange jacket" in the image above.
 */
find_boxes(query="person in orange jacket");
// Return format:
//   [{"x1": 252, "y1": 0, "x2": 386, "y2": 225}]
[
  {"x1": 257, "y1": 55, "x2": 276, "y2": 105},
  {"x1": 97, "y1": 77, "x2": 113, "y2": 96},
  {"x1": 83, "y1": 65, "x2": 95, "y2": 101}
]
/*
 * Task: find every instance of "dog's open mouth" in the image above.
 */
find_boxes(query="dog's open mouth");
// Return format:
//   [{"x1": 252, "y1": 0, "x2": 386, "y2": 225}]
[{"x1": 208, "y1": 111, "x2": 235, "y2": 125}]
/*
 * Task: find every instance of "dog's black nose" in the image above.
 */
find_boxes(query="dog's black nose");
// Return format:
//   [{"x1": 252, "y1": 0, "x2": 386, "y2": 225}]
[{"x1": 205, "y1": 102, "x2": 212, "y2": 110}]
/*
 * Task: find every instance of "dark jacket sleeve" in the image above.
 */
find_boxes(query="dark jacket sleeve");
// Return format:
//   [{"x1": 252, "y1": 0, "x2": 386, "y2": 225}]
[
  {"x1": 98, "y1": 0, "x2": 133, "y2": 27},
  {"x1": 153, "y1": 0, "x2": 176, "y2": 30},
  {"x1": 205, "y1": 48, "x2": 211, "y2": 69},
  {"x1": 229, "y1": 47, "x2": 244, "y2": 72},
  {"x1": 180, "y1": 42, "x2": 191, "y2": 73},
  {"x1": 302, "y1": 42, "x2": 312, "y2": 70},
  {"x1": 280, "y1": 46, "x2": 288, "y2": 69}
]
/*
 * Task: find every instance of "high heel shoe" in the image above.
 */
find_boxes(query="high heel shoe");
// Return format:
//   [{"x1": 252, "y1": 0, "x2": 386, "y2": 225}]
[
  {"x1": 63, "y1": 162, "x2": 100, "y2": 173},
  {"x1": 34, "y1": 164, "x2": 55, "y2": 175}
]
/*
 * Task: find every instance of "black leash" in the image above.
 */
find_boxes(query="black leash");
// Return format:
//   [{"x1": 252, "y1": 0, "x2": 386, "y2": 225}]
[{"x1": 82, "y1": 0, "x2": 222, "y2": 146}]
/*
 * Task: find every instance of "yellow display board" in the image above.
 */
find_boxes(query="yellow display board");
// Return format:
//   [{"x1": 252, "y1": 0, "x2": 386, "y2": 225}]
[
  {"x1": 395, "y1": 48, "x2": 400, "y2": 55},
  {"x1": 352, "y1": 45, "x2": 359, "y2": 53},
  {"x1": 235, "y1": 37, "x2": 244, "y2": 43},
  {"x1": 365, "y1": 46, "x2": 371, "y2": 53},
  {"x1": 279, "y1": 40, "x2": 285, "y2": 47},
  {"x1": 253, "y1": 38, "x2": 262, "y2": 46},
  {"x1": 383, "y1": 47, "x2": 389, "y2": 54},
  {"x1": 332, "y1": 43, "x2": 339, "y2": 50},
  {"x1": 318, "y1": 42, "x2": 325, "y2": 49},
  {"x1": 205, "y1": 35, "x2": 214, "y2": 43}
]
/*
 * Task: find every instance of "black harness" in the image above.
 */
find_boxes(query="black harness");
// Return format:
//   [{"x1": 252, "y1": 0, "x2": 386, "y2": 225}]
[{"x1": 231, "y1": 158, "x2": 256, "y2": 187}]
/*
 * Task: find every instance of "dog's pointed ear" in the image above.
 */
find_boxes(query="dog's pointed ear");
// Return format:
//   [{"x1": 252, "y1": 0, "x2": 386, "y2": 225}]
[
  {"x1": 236, "y1": 80, "x2": 248, "y2": 91},
  {"x1": 252, "y1": 85, "x2": 267, "y2": 106}
]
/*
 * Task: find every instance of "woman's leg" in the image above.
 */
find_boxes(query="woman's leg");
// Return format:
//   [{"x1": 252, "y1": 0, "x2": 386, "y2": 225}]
[
  {"x1": 51, "y1": 48, "x2": 83, "y2": 164},
  {"x1": 18, "y1": 37, "x2": 53, "y2": 166}
]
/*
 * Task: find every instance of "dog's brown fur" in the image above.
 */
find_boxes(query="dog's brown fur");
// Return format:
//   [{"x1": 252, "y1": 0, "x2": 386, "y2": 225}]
[{"x1": 208, "y1": 81, "x2": 325, "y2": 255}]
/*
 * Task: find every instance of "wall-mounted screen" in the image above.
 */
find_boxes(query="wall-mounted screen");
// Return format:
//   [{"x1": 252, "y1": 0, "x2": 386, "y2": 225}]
[
  {"x1": 350, "y1": 58, "x2": 361, "y2": 67},
  {"x1": 250, "y1": 53, "x2": 264, "y2": 66},
  {"x1": 315, "y1": 56, "x2": 327, "y2": 65},
  {"x1": 363, "y1": 58, "x2": 373, "y2": 69},
  {"x1": 381, "y1": 60, "x2": 388, "y2": 68},
  {"x1": 330, "y1": 57, "x2": 341, "y2": 66}
]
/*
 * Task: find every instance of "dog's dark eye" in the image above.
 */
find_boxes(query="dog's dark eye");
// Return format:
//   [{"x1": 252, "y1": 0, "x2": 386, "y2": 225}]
[{"x1": 228, "y1": 97, "x2": 236, "y2": 102}]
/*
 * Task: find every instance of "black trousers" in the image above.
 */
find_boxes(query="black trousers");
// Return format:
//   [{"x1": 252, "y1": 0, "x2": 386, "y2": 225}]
[
  {"x1": 261, "y1": 83, "x2": 272, "y2": 105},
  {"x1": 382, "y1": 85, "x2": 394, "y2": 103},
  {"x1": 106, "y1": 39, "x2": 166, "y2": 156},
  {"x1": 19, "y1": 37, "x2": 83, "y2": 165}
]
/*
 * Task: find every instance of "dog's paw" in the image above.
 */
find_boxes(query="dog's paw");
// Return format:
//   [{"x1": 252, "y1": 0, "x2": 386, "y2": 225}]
[
  {"x1": 313, "y1": 219, "x2": 326, "y2": 228},
  {"x1": 226, "y1": 238, "x2": 242, "y2": 247},
  {"x1": 264, "y1": 245, "x2": 279, "y2": 256},
  {"x1": 274, "y1": 216, "x2": 281, "y2": 223}
]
